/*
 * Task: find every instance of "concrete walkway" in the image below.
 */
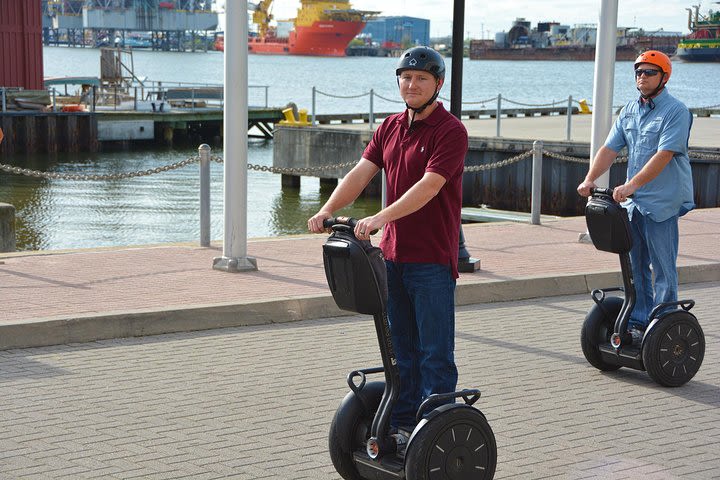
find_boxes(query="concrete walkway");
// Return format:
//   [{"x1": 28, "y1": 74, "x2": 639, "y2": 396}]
[
  {"x1": 2, "y1": 210, "x2": 719, "y2": 351},
  {"x1": 1, "y1": 211, "x2": 720, "y2": 479}
]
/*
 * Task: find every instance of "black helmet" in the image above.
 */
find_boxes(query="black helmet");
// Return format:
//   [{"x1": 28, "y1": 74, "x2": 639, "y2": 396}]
[{"x1": 396, "y1": 46, "x2": 445, "y2": 80}]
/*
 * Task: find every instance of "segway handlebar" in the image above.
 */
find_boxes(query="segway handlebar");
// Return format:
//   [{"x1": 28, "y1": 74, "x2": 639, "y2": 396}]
[
  {"x1": 323, "y1": 216, "x2": 358, "y2": 229},
  {"x1": 323, "y1": 217, "x2": 379, "y2": 236},
  {"x1": 590, "y1": 187, "x2": 633, "y2": 200}
]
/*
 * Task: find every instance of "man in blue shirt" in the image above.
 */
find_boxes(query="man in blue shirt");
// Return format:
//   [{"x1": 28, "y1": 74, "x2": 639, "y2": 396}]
[{"x1": 577, "y1": 50, "x2": 695, "y2": 342}]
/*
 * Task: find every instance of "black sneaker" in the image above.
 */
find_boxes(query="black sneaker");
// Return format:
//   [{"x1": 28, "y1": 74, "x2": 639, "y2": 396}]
[
  {"x1": 390, "y1": 428, "x2": 411, "y2": 456},
  {"x1": 629, "y1": 328, "x2": 644, "y2": 346}
]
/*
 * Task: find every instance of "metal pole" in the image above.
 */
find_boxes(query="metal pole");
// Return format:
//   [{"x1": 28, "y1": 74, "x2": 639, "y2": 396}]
[
  {"x1": 566, "y1": 95, "x2": 573, "y2": 141},
  {"x1": 311, "y1": 86, "x2": 316, "y2": 126},
  {"x1": 213, "y1": 0, "x2": 257, "y2": 272},
  {"x1": 496, "y1": 93, "x2": 502, "y2": 137},
  {"x1": 531, "y1": 140, "x2": 543, "y2": 225},
  {"x1": 369, "y1": 89, "x2": 374, "y2": 129},
  {"x1": 199, "y1": 144, "x2": 211, "y2": 247},
  {"x1": 264, "y1": 85, "x2": 268, "y2": 107},
  {"x1": 590, "y1": 0, "x2": 618, "y2": 188},
  {"x1": 1, "y1": 88, "x2": 5, "y2": 112},
  {"x1": 451, "y1": 0, "x2": 479, "y2": 272}
]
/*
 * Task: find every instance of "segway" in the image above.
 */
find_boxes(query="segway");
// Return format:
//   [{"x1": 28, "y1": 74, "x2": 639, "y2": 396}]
[
  {"x1": 580, "y1": 188, "x2": 705, "y2": 387},
  {"x1": 322, "y1": 217, "x2": 497, "y2": 480}
]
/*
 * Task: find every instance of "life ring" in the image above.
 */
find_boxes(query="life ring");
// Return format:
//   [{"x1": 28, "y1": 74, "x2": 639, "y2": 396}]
[{"x1": 61, "y1": 104, "x2": 86, "y2": 112}]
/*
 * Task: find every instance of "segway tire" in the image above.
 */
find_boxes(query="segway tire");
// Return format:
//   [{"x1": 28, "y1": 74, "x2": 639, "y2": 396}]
[
  {"x1": 581, "y1": 297, "x2": 623, "y2": 371},
  {"x1": 328, "y1": 381, "x2": 385, "y2": 480},
  {"x1": 405, "y1": 405, "x2": 496, "y2": 480},
  {"x1": 642, "y1": 311, "x2": 705, "y2": 387}
]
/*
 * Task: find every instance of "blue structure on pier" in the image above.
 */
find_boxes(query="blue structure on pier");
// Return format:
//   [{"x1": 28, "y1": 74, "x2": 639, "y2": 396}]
[{"x1": 362, "y1": 16, "x2": 430, "y2": 47}]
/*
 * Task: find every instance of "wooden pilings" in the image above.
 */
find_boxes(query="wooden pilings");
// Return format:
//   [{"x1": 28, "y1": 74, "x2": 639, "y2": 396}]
[{"x1": 0, "y1": 112, "x2": 98, "y2": 154}]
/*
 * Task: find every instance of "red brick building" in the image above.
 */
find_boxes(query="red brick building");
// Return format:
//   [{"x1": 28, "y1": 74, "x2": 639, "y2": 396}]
[{"x1": 0, "y1": 0, "x2": 43, "y2": 89}]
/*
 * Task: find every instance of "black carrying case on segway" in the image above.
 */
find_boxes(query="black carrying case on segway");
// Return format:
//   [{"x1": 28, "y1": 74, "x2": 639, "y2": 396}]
[
  {"x1": 322, "y1": 225, "x2": 387, "y2": 316},
  {"x1": 585, "y1": 192, "x2": 633, "y2": 254}
]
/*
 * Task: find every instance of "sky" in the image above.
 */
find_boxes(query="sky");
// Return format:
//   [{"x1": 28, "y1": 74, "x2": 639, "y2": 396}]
[{"x1": 218, "y1": 0, "x2": 708, "y2": 38}]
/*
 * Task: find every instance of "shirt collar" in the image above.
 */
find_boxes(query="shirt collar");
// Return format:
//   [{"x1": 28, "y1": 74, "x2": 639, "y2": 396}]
[
  {"x1": 396, "y1": 101, "x2": 446, "y2": 127},
  {"x1": 638, "y1": 87, "x2": 669, "y2": 107}
]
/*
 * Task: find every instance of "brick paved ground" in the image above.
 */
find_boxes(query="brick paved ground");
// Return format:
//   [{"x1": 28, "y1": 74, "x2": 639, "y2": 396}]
[
  {"x1": 1, "y1": 281, "x2": 718, "y2": 480},
  {"x1": 2, "y1": 210, "x2": 719, "y2": 350}
]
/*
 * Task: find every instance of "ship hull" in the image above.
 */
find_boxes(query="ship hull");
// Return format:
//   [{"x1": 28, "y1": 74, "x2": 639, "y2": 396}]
[
  {"x1": 675, "y1": 46, "x2": 720, "y2": 62},
  {"x1": 469, "y1": 45, "x2": 638, "y2": 61},
  {"x1": 248, "y1": 20, "x2": 365, "y2": 56}
]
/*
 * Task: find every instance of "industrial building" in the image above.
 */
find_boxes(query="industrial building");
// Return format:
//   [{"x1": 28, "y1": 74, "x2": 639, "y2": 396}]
[
  {"x1": 361, "y1": 16, "x2": 430, "y2": 48},
  {"x1": 41, "y1": 0, "x2": 219, "y2": 51}
]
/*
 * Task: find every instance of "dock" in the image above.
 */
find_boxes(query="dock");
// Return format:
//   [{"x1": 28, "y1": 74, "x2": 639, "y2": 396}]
[
  {"x1": 272, "y1": 114, "x2": 720, "y2": 217},
  {"x1": 0, "y1": 107, "x2": 285, "y2": 154}
]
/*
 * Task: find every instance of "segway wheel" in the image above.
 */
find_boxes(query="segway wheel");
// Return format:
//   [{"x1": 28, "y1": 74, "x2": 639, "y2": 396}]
[
  {"x1": 328, "y1": 381, "x2": 384, "y2": 480},
  {"x1": 642, "y1": 312, "x2": 705, "y2": 387},
  {"x1": 581, "y1": 297, "x2": 623, "y2": 371},
  {"x1": 405, "y1": 405, "x2": 497, "y2": 480}
]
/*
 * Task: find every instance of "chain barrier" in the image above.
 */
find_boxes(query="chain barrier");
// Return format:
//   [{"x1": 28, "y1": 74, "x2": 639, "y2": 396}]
[
  {"x1": 502, "y1": 98, "x2": 562, "y2": 108},
  {"x1": 315, "y1": 89, "x2": 370, "y2": 100},
  {"x1": 373, "y1": 92, "x2": 405, "y2": 103},
  {"x1": 464, "y1": 150, "x2": 533, "y2": 171},
  {"x1": 3, "y1": 148, "x2": 718, "y2": 181},
  {"x1": 438, "y1": 95, "x2": 499, "y2": 105},
  {"x1": 0, "y1": 156, "x2": 202, "y2": 181}
]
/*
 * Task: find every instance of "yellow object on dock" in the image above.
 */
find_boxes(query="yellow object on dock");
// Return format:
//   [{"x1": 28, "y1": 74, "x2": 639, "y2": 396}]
[
  {"x1": 279, "y1": 106, "x2": 310, "y2": 127},
  {"x1": 578, "y1": 99, "x2": 591, "y2": 114}
]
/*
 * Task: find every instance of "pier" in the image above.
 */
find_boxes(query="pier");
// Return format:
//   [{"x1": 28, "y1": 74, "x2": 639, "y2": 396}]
[
  {"x1": 273, "y1": 114, "x2": 720, "y2": 217},
  {"x1": 0, "y1": 108, "x2": 285, "y2": 154}
]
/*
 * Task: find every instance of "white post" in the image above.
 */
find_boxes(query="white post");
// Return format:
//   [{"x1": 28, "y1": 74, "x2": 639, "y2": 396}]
[
  {"x1": 199, "y1": 144, "x2": 211, "y2": 247},
  {"x1": 311, "y1": 86, "x2": 316, "y2": 126},
  {"x1": 213, "y1": 0, "x2": 257, "y2": 272},
  {"x1": 369, "y1": 89, "x2": 374, "y2": 130},
  {"x1": 566, "y1": 95, "x2": 573, "y2": 141},
  {"x1": 580, "y1": 0, "x2": 618, "y2": 243},
  {"x1": 531, "y1": 141, "x2": 543, "y2": 225},
  {"x1": 495, "y1": 93, "x2": 502, "y2": 137},
  {"x1": 589, "y1": 0, "x2": 618, "y2": 188}
]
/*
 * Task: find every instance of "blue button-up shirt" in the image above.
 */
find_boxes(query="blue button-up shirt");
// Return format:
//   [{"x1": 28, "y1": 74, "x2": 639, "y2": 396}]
[{"x1": 605, "y1": 88, "x2": 695, "y2": 222}]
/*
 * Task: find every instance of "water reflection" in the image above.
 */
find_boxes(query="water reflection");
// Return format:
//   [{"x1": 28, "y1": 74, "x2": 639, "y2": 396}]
[{"x1": 0, "y1": 142, "x2": 379, "y2": 251}]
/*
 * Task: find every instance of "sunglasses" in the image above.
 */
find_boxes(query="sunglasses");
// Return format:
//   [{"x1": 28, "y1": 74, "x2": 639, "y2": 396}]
[{"x1": 635, "y1": 68, "x2": 661, "y2": 77}]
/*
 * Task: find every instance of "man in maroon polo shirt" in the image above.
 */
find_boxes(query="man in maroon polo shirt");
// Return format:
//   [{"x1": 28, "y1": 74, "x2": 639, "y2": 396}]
[{"x1": 308, "y1": 46, "x2": 468, "y2": 439}]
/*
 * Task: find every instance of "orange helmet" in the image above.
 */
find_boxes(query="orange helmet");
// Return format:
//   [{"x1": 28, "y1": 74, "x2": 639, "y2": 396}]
[{"x1": 634, "y1": 50, "x2": 672, "y2": 83}]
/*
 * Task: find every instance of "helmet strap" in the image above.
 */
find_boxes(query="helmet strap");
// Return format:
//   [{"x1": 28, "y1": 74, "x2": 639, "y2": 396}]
[{"x1": 637, "y1": 72, "x2": 666, "y2": 106}]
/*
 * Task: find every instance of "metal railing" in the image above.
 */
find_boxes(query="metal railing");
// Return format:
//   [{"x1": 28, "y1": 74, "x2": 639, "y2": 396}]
[
  {"x1": 311, "y1": 88, "x2": 580, "y2": 140},
  {"x1": 2, "y1": 145, "x2": 719, "y2": 249},
  {"x1": 1, "y1": 84, "x2": 270, "y2": 114}
]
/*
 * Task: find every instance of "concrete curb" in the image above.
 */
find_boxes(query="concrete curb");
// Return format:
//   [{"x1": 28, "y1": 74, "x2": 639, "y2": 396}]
[{"x1": 2, "y1": 263, "x2": 719, "y2": 351}]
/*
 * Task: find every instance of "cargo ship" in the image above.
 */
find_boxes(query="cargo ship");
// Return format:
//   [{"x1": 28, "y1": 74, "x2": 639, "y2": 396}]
[
  {"x1": 675, "y1": 5, "x2": 720, "y2": 62},
  {"x1": 216, "y1": 0, "x2": 378, "y2": 56},
  {"x1": 469, "y1": 18, "x2": 640, "y2": 61}
]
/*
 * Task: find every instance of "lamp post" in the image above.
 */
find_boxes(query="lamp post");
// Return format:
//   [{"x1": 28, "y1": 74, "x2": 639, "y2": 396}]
[{"x1": 451, "y1": 0, "x2": 480, "y2": 272}]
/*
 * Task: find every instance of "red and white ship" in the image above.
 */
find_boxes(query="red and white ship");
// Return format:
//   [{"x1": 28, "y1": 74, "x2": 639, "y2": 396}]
[{"x1": 216, "y1": 0, "x2": 378, "y2": 57}]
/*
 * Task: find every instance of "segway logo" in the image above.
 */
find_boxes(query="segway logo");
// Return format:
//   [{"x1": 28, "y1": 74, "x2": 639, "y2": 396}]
[{"x1": 409, "y1": 58, "x2": 417, "y2": 66}]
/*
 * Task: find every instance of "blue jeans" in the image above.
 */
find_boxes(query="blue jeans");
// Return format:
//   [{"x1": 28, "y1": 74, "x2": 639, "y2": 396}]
[
  {"x1": 628, "y1": 210, "x2": 679, "y2": 330},
  {"x1": 385, "y1": 261, "x2": 458, "y2": 429}
]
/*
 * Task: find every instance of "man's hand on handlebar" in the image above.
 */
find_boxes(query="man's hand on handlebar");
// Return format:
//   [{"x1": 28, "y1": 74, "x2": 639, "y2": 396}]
[
  {"x1": 577, "y1": 180, "x2": 597, "y2": 198},
  {"x1": 307, "y1": 210, "x2": 333, "y2": 234},
  {"x1": 612, "y1": 183, "x2": 637, "y2": 203}
]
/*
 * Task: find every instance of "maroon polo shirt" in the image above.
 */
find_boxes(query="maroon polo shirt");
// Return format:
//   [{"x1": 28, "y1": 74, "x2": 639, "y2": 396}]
[{"x1": 363, "y1": 102, "x2": 468, "y2": 278}]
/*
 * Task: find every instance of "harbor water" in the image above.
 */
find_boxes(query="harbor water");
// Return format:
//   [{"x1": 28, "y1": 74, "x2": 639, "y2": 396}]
[{"x1": 1, "y1": 47, "x2": 719, "y2": 251}]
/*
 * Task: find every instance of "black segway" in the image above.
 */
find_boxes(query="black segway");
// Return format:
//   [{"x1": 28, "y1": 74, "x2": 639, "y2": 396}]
[
  {"x1": 580, "y1": 188, "x2": 705, "y2": 387},
  {"x1": 322, "y1": 217, "x2": 497, "y2": 480}
]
